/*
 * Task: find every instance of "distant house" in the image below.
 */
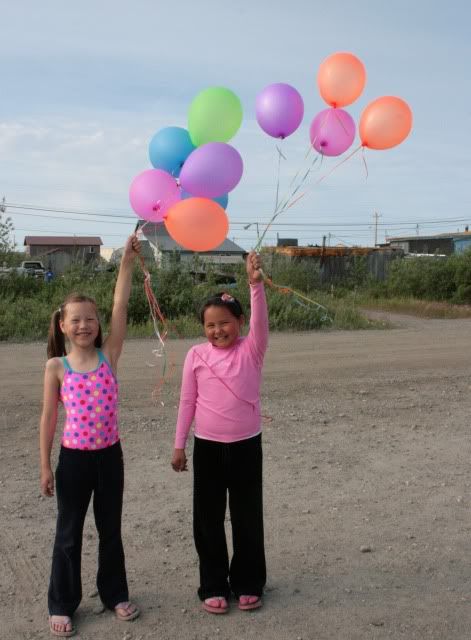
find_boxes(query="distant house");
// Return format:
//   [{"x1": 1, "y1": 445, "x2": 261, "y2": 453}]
[
  {"x1": 24, "y1": 236, "x2": 103, "y2": 274},
  {"x1": 135, "y1": 221, "x2": 246, "y2": 268},
  {"x1": 263, "y1": 243, "x2": 403, "y2": 283},
  {"x1": 388, "y1": 232, "x2": 471, "y2": 256},
  {"x1": 277, "y1": 238, "x2": 298, "y2": 247}
]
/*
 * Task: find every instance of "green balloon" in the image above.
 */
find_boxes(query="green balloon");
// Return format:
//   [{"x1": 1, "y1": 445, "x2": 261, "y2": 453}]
[{"x1": 188, "y1": 87, "x2": 243, "y2": 146}]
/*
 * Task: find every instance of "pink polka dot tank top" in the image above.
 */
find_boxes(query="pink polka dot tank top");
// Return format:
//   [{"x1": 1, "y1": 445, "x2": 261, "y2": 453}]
[{"x1": 60, "y1": 349, "x2": 119, "y2": 450}]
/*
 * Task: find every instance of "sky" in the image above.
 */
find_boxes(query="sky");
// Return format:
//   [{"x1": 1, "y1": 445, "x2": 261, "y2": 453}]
[{"x1": 1, "y1": 0, "x2": 470, "y2": 251}]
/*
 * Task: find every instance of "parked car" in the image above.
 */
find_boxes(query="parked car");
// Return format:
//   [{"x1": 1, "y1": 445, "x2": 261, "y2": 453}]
[{"x1": 0, "y1": 260, "x2": 46, "y2": 278}]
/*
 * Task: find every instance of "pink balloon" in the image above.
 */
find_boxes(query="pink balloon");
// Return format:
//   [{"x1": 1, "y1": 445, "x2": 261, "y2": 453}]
[
  {"x1": 180, "y1": 142, "x2": 243, "y2": 198},
  {"x1": 309, "y1": 108, "x2": 355, "y2": 157},
  {"x1": 129, "y1": 169, "x2": 181, "y2": 222},
  {"x1": 256, "y1": 83, "x2": 304, "y2": 139}
]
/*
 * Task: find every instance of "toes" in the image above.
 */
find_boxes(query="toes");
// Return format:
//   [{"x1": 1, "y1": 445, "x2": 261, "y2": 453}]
[
  {"x1": 205, "y1": 597, "x2": 227, "y2": 609},
  {"x1": 50, "y1": 616, "x2": 72, "y2": 632}
]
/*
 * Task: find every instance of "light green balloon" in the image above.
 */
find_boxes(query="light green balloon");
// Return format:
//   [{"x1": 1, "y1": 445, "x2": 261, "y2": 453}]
[{"x1": 188, "y1": 87, "x2": 243, "y2": 147}]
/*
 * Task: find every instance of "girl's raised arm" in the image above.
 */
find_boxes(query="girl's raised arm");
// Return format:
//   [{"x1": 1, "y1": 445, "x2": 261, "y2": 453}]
[
  {"x1": 103, "y1": 234, "x2": 140, "y2": 370},
  {"x1": 39, "y1": 359, "x2": 61, "y2": 496},
  {"x1": 246, "y1": 251, "x2": 268, "y2": 362}
]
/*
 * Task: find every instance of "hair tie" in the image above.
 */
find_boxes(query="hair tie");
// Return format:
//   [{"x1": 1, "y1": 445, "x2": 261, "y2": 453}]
[{"x1": 221, "y1": 293, "x2": 234, "y2": 302}]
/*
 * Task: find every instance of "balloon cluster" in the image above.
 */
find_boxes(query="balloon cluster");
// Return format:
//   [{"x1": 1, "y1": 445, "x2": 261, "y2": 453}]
[
  {"x1": 255, "y1": 52, "x2": 413, "y2": 157},
  {"x1": 129, "y1": 87, "x2": 243, "y2": 252},
  {"x1": 129, "y1": 54, "x2": 413, "y2": 253}
]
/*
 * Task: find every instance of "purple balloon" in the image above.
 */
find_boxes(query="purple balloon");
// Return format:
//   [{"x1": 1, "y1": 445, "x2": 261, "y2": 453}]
[
  {"x1": 129, "y1": 169, "x2": 181, "y2": 223},
  {"x1": 309, "y1": 108, "x2": 355, "y2": 157},
  {"x1": 256, "y1": 83, "x2": 304, "y2": 139},
  {"x1": 180, "y1": 142, "x2": 243, "y2": 198}
]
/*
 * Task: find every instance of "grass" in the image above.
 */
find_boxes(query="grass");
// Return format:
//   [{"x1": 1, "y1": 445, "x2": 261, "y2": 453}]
[{"x1": 357, "y1": 296, "x2": 471, "y2": 319}]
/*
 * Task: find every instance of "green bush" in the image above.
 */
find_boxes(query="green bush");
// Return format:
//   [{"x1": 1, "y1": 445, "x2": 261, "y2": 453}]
[
  {"x1": 379, "y1": 251, "x2": 471, "y2": 302},
  {"x1": 0, "y1": 256, "x2": 378, "y2": 341}
]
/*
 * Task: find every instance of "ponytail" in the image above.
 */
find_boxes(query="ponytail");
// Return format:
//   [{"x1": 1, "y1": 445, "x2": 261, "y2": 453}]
[
  {"x1": 46, "y1": 294, "x2": 103, "y2": 359},
  {"x1": 47, "y1": 307, "x2": 66, "y2": 358}
]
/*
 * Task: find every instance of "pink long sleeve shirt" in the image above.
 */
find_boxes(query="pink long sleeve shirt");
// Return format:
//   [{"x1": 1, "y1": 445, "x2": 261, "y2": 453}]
[{"x1": 174, "y1": 282, "x2": 268, "y2": 449}]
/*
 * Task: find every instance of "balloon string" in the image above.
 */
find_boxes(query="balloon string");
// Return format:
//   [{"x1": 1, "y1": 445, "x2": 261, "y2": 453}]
[
  {"x1": 314, "y1": 143, "x2": 362, "y2": 185},
  {"x1": 361, "y1": 146, "x2": 369, "y2": 181},
  {"x1": 136, "y1": 251, "x2": 176, "y2": 402},
  {"x1": 281, "y1": 144, "x2": 363, "y2": 213},
  {"x1": 274, "y1": 141, "x2": 285, "y2": 212},
  {"x1": 260, "y1": 269, "x2": 332, "y2": 324},
  {"x1": 255, "y1": 110, "x2": 345, "y2": 251},
  {"x1": 332, "y1": 108, "x2": 350, "y2": 136},
  {"x1": 254, "y1": 152, "x2": 320, "y2": 251},
  {"x1": 286, "y1": 109, "x2": 330, "y2": 190}
]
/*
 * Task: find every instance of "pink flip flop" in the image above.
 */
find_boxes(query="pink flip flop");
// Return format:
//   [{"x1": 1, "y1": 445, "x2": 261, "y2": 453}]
[
  {"x1": 202, "y1": 596, "x2": 229, "y2": 614},
  {"x1": 238, "y1": 595, "x2": 262, "y2": 611},
  {"x1": 114, "y1": 601, "x2": 140, "y2": 621}
]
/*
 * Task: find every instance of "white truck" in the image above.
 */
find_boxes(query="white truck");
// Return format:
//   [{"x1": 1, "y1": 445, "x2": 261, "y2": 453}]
[{"x1": 0, "y1": 260, "x2": 46, "y2": 278}]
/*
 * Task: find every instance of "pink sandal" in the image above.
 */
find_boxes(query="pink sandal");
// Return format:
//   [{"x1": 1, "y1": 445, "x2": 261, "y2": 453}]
[
  {"x1": 202, "y1": 596, "x2": 229, "y2": 614},
  {"x1": 238, "y1": 595, "x2": 262, "y2": 611}
]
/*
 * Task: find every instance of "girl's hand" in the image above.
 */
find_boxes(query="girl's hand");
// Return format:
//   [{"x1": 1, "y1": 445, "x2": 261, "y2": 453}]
[
  {"x1": 122, "y1": 234, "x2": 140, "y2": 262},
  {"x1": 171, "y1": 448, "x2": 188, "y2": 472},
  {"x1": 246, "y1": 251, "x2": 263, "y2": 284},
  {"x1": 40, "y1": 467, "x2": 54, "y2": 497}
]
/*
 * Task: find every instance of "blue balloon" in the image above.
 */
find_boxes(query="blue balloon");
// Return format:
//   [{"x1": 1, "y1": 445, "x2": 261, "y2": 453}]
[
  {"x1": 181, "y1": 189, "x2": 229, "y2": 210},
  {"x1": 212, "y1": 193, "x2": 229, "y2": 209},
  {"x1": 149, "y1": 127, "x2": 195, "y2": 178}
]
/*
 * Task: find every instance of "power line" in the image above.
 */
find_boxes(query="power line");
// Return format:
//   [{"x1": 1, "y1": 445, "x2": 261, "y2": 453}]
[
  {"x1": 11, "y1": 227, "x2": 129, "y2": 238},
  {"x1": 6, "y1": 200, "x2": 471, "y2": 229},
  {"x1": 8, "y1": 210, "x2": 136, "y2": 226},
  {"x1": 6, "y1": 202, "x2": 134, "y2": 219}
]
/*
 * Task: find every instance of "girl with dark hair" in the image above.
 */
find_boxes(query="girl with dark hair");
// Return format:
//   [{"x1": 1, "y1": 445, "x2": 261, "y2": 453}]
[
  {"x1": 171, "y1": 251, "x2": 269, "y2": 614},
  {"x1": 40, "y1": 235, "x2": 140, "y2": 637}
]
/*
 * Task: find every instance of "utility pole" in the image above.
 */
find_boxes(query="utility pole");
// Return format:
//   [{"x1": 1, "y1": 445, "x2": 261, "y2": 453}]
[{"x1": 373, "y1": 210, "x2": 381, "y2": 246}]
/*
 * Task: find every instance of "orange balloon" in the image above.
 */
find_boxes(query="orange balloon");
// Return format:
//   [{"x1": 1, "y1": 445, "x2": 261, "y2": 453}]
[
  {"x1": 359, "y1": 96, "x2": 413, "y2": 150},
  {"x1": 164, "y1": 197, "x2": 229, "y2": 252},
  {"x1": 317, "y1": 52, "x2": 366, "y2": 108}
]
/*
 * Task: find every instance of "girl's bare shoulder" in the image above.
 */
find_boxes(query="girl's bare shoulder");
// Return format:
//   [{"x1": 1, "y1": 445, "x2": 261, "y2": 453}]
[{"x1": 45, "y1": 357, "x2": 64, "y2": 378}]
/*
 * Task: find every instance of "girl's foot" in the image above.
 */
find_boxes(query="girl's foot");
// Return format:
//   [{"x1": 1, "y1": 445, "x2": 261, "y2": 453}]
[
  {"x1": 238, "y1": 595, "x2": 262, "y2": 611},
  {"x1": 202, "y1": 596, "x2": 229, "y2": 614},
  {"x1": 115, "y1": 601, "x2": 140, "y2": 621},
  {"x1": 49, "y1": 615, "x2": 76, "y2": 637}
]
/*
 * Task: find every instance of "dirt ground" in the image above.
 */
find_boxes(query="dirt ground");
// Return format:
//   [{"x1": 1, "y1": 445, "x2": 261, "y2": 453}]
[{"x1": 2, "y1": 314, "x2": 471, "y2": 640}]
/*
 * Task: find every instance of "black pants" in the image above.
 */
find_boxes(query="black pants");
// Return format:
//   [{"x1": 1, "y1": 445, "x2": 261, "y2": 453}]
[
  {"x1": 193, "y1": 434, "x2": 266, "y2": 600},
  {"x1": 48, "y1": 441, "x2": 129, "y2": 616}
]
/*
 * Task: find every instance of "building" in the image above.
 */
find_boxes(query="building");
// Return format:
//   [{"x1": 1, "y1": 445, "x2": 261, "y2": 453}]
[
  {"x1": 23, "y1": 236, "x2": 103, "y2": 274},
  {"x1": 262, "y1": 243, "x2": 403, "y2": 283},
  {"x1": 136, "y1": 221, "x2": 246, "y2": 268},
  {"x1": 388, "y1": 232, "x2": 471, "y2": 256}
]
